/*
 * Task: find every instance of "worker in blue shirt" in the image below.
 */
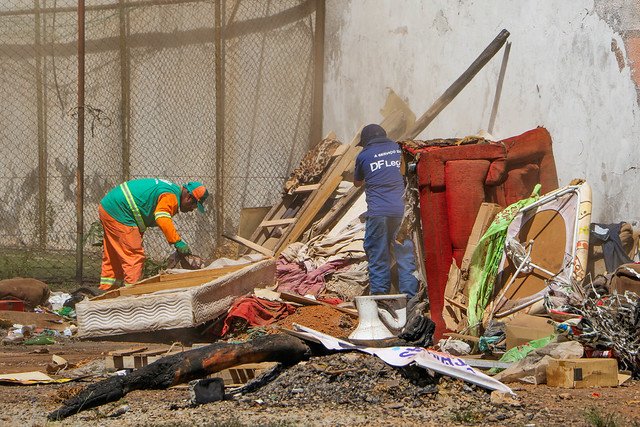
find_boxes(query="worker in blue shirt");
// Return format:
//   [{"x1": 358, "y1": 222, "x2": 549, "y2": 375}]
[{"x1": 354, "y1": 124, "x2": 418, "y2": 298}]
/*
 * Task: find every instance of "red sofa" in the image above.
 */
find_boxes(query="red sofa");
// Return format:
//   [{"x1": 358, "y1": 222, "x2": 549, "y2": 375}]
[{"x1": 406, "y1": 127, "x2": 559, "y2": 339}]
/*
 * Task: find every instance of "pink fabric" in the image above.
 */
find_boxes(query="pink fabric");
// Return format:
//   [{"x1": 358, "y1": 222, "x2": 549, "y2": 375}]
[{"x1": 275, "y1": 258, "x2": 348, "y2": 297}]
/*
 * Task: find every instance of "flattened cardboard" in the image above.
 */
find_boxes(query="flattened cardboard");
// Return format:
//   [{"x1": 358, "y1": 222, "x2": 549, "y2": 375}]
[{"x1": 505, "y1": 313, "x2": 554, "y2": 349}]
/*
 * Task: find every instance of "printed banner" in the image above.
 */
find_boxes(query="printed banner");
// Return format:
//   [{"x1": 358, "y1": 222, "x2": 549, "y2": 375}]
[{"x1": 292, "y1": 324, "x2": 513, "y2": 394}]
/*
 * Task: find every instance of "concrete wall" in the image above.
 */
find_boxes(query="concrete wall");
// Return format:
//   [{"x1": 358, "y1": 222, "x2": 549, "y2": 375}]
[{"x1": 323, "y1": 0, "x2": 640, "y2": 223}]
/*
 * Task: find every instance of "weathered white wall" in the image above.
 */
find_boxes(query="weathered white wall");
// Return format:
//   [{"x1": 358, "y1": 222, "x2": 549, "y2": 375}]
[{"x1": 324, "y1": 0, "x2": 640, "y2": 223}]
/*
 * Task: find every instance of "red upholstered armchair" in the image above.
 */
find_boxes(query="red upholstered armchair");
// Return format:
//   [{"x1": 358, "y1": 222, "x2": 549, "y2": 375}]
[{"x1": 406, "y1": 127, "x2": 558, "y2": 339}]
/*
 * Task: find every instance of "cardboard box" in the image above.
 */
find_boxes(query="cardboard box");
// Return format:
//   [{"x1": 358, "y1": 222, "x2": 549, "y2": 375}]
[
  {"x1": 505, "y1": 313, "x2": 555, "y2": 349},
  {"x1": 547, "y1": 358, "x2": 618, "y2": 388}
]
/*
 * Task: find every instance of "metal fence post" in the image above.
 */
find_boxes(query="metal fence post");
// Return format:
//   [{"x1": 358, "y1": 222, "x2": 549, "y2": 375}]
[
  {"x1": 119, "y1": 0, "x2": 131, "y2": 182},
  {"x1": 310, "y1": 0, "x2": 324, "y2": 147},
  {"x1": 214, "y1": 0, "x2": 225, "y2": 241},
  {"x1": 35, "y1": 0, "x2": 48, "y2": 250},
  {"x1": 75, "y1": 0, "x2": 85, "y2": 285}
]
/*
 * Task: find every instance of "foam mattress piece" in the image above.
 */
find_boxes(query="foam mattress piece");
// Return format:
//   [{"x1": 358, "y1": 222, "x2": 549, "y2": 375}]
[{"x1": 77, "y1": 259, "x2": 275, "y2": 338}]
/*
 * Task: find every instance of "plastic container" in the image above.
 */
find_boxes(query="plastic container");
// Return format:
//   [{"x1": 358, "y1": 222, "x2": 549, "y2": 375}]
[{"x1": 0, "y1": 299, "x2": 25, "y2": 311}]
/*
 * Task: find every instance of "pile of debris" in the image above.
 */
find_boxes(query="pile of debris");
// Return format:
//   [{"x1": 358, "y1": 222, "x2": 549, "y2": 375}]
[{"x1": 2, "y1": 28, "x2": 640, "y2": 423}]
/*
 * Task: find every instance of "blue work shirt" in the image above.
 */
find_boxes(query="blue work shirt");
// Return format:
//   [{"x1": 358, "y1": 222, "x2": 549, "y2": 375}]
[{"x1": 354, "y1": 136, "x2": 405, "y2": 217}]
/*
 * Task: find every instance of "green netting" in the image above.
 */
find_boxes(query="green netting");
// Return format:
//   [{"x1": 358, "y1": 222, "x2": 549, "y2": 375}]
[{"x1": 467, "y1": 184, "x2": 542, "y2": 333}]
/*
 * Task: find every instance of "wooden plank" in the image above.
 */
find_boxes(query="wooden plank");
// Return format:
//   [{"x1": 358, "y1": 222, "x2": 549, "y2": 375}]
[
  {"x1": 223, "y1": 234, "x2": 274, "y2": 257},
  {"x1": 259, "y1": 218, "x2": 297, "y2": 227},
  {"x1": 280, "y1": 292, "x2": 358, "y2": 318},
  {"x1": 308, "y1": 98, "x2": 415, "y2": 237},
  {"x1": 157, "y1": 264, "x2": 246, "y2": 282},
  {"x1": 108, "y1": 346, "x2": 148, "y2": 356},
  {"x1": 293, "y1": 184, "x2": 321, "y2": 193},
  {"x1": 243, "y1": 131, "x2": 339, "y2": 253},
  {"x1": 331, "y1": 143, "x2": 348, "y2": 157},
  {"x1": 137, "y1": 348, "x2": 171, "y2": 357},
  {"x1": 311, "y1": 185, "x2": 363, "y2": 236},
  {"x1": 443, "y1": 332, "x2": 480, "y2": 343},
  {"x1": 444, "y1": 296, "x2": 467, "y2": 312},
  {"x1": 273, "y1": 140, "x2": 361, "y2": 252},
  {"x1": 237, "y1": 207, "x2": 270, "y2": 239}
]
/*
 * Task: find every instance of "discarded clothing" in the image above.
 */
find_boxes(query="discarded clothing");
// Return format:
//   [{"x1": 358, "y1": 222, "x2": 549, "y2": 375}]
[
  {"x1": 276, "y1": 258, "x2": 347, "y2": 297},
  {"x1": 325, "y1": 261, "x2": 369, "y2": 301},
  {"x1": 278, "y1": 223, "x2": 368, "y2": 299},
  {"x1": 590, "y1": 222, "x2": 633, "y2": 272},
  {"x1": 221, "y1": 296, "x2": 297, "y2": 336},
  {"x1": 0, "y1": 278, "x2": 50, "y2": 310}
]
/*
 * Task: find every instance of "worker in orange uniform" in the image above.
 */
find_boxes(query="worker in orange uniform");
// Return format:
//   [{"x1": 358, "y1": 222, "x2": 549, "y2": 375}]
[{"x1": 98, "y1": 178, "x2": 209, "y2": 290}]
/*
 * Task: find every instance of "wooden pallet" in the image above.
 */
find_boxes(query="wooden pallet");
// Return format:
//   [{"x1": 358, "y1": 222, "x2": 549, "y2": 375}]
[
  {"x1": 228, "y1": 131, "x2": 353, "y2": 255},
  {"x1": 229, "y1": 94, "x2": 416, "y2": 257}
]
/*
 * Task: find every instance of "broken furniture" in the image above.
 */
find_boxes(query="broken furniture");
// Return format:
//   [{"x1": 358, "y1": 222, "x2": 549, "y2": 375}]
[
  {"x1": 403, "y1": 126, "x2": 559, "y2": 339},
  {"x1": 230, "y1": 93, "x2": 417, "y2": 258},
  {"x1": 76, "y1": 259, "x2": 275, "y2": 338},
  {"x1": 489, "y1": 181, "x2": 592, "y2": 320},
  {"x1": 228, "y1": 131, "x2": 358, "y2": 257}
]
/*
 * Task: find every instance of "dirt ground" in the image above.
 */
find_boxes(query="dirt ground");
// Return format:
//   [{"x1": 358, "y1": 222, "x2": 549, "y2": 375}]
[
  {"x1": 0, "y1": 338, "x2": 639, "y2": 426},
  {"x1": 0, "y1": 307, "x2": 639, "y2": 426}
]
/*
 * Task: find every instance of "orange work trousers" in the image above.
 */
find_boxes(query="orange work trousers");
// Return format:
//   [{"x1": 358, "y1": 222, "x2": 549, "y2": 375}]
[{"x1": 98, "y1": 205, "x2": 145, "y2": 289}]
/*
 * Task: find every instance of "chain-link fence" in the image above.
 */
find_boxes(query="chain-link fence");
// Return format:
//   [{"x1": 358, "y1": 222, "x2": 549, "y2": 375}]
[{"x1": 0, "y1": 0, "x2": 322, "y2": 283}]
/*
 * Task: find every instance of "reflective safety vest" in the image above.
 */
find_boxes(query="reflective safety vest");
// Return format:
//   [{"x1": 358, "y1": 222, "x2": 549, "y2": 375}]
[{"x1": 99, "y1": 178, "x2": 182, "y2": 230}]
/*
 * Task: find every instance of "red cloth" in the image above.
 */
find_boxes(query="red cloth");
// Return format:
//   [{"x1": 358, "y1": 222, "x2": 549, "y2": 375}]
[
  {"x1": 317, "y1": 296, "x2": 344, "y2": 305},
  {"x1": 221, "y1": 296, "x2": 297, "y2": 336}
]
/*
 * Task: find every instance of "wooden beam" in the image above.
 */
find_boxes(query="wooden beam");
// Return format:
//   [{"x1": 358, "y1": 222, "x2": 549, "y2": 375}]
[
  {"x1": 293, "y1": 184, "x2": 321, "y2": 193},
  {"x1": 157, "y1": 264, "x2": 246, "y2": 282},
  {"x1": 49, "y1": 334, "x2": 312, "y2": 421},
  {"x1": 259, "y1": 218, "x2": 297, "y2": 227},
  {"x1": 244, "y1": 131, "x2": 338, "y2": 253},
  {"x1": 272, "y1": 109, "x2": 417, "y2": 252},
  {"x1": 223, "y1": 234, "x2": 274, "y2": 257},
  {"x1": 331, "y1": 143, "x2": 348, "y2": 157},
  {"x1": 273, "y1": 139, "x2": 360, "y2": 253},
  {"x1": 488, "y1": 41, "x2": 511, "y2": 135},
  {"x1": 403, "y1": 29, "x2": 510, "y2": 140}
]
